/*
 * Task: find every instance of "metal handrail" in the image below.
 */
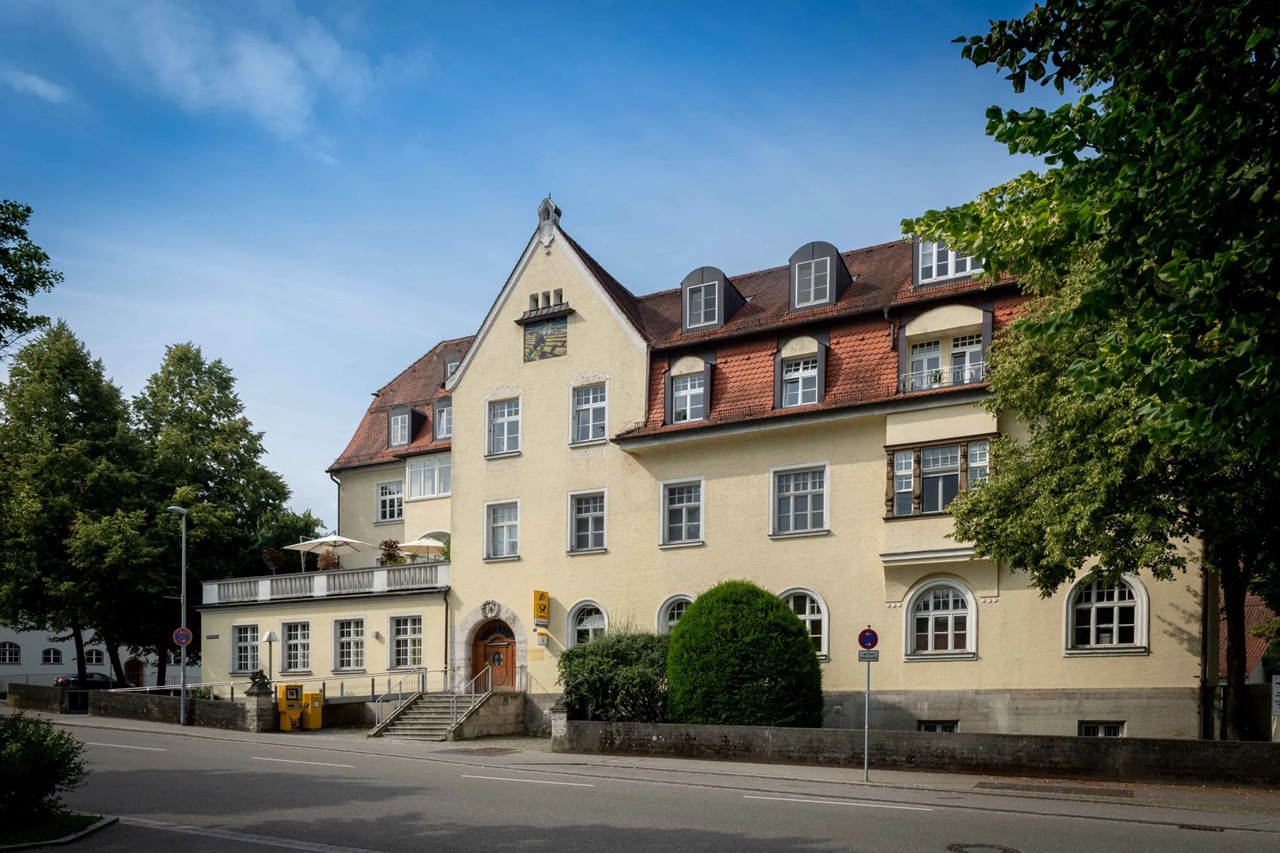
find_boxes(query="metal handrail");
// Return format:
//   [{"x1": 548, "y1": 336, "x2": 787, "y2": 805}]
[
  {"x1": 109, "y1": 681, "x2": 237, "y2": 702},
  {"x1": 373, "y1": 668, "x2": 429, "y2": 728},
  {"x1": 898, "y1": 361, "x2": 988, "y2": 393},
  {"x1": 450, "y1": 665, "x2": 491, "y2": 726}
]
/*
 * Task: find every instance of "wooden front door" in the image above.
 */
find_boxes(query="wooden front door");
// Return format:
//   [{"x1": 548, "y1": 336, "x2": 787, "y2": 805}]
[
  {"x1": 124, "y1": 658, "x2": 144, "y2": 687},
  {"x1": 472, "y1": 620, "x2": 516, "y2": 691}
]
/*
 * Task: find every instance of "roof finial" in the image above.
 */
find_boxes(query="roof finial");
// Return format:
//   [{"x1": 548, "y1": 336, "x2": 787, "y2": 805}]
[{"x1": 537, "y1": 195, "x2": 561, "y2": 248}]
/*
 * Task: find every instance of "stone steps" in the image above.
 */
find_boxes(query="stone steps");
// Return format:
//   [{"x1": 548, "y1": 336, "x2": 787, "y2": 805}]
[{"x1": 380, "y1": 694, "x2": 475, "y2": 741}]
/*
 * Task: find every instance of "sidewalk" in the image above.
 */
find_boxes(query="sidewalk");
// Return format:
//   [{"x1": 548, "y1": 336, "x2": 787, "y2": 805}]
[{"x1": 10, "y1": 704, "x2": 1280, "y2": 821}]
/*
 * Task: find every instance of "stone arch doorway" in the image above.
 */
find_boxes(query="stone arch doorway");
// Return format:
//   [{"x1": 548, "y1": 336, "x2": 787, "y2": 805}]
[
  {"x1": 472, "y1": 620, "x2": 516, "y2": 691},
  {"x1": 124, "y1": 657, "x2": 144, "y2": 687}
]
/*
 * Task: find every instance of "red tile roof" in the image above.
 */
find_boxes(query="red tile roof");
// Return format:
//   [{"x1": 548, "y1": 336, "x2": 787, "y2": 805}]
[
  {"x1": 1218, "y1": 592, "x2": 1275, "y2": 679},
  {"x1": 329, "y1": 336, "x2": 474, "y2": 472}
]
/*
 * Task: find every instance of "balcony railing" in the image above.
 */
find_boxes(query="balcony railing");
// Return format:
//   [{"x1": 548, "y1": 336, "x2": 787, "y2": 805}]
[
  {"x1": 898, "y1": 361, "x2": 988, "y2": 394},
  {"x1": 203, "y1": 562, "x2": 450, "y2": 605}
]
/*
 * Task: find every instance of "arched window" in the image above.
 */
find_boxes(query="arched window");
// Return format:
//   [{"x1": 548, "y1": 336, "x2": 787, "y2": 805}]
[
  {"x1": 1067, "y1": 575, "x2": 1149, "y2": 652},
  {"x1": 905, "y1": 581, "x2": 977, "y2": 659},
  {"x1": 567, "y1": 601, "x2": 607, "y2": 647},
  {"x1": 0, "y1": 642, "x2": 19, "y2": 665},
  {"x1": 42, "y1": 648, "x2": 62, "y2": 665},
  {"x1": 780, "y1": 588, "x2": 829, "y2": 658},
  {"x1": 85, "y1": 649, "x2": 106, "y2": 666},
  {"x1": 656, "y1": 594, "x2": 693, "y2": 634}
]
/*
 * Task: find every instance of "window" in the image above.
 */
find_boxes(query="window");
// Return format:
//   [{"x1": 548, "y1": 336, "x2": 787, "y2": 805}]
[
  {"x1": 336, "y1": 619, "x2": 365, "y2": 670},
  {"x1": 569, "y1": 602, "x2": 607, "y2": 646},
  {"x1": 782, "y1": 589, "x2": 828, "y2": 656},
  {"x1": 658, "y1": 596, "x2": 692, "y2": 633},
  {"x1": 571, "y1": 384, "x2": 607, "y2": 444},
  {"x1": 445, "y1": 358, "x2": 460, "y2": 378},
  {"x1": 390, "y1": 412, "x2": 410, "y2": 446},
  {"x1": 774, "y1": 467, "x2": 826, "y2": 535},
  {"x1": 951, "y1": 333, "x2": 984, "y2": 385},
  {"x1": 436, "y1": 402, "x2": 452, "y2": 439},
  {"x1": 0, "y1": 642, "x2": 18, "y2": 665},
  {"x1": 686, "y1": 282, "x2": 718, "y2": 328},
  {"x1": 794, "y1": 257, "x2": 830, "y2": 307},
  {"x1": 919, "y1": 721, "x2": 959, "y2": 733},
  {"x1": 1071, "y1": 578, "x2": 1139, "y2": 648},
  {"x1": 486, "y1": 502, "x2": 519, "y2": 558},
  {"x1": 376, "y1": 480, "x2": 403, "y2": 522},
  {"x1": 85, "y1": 649, "x2": 105, "y2": 666},
  {"x1": 890, "y1": 441, "x2": 991, "y2": 517},
  {"x1": 893, "y1": 451, "x2": 914, "y2": 516},
  {"x1": 672, "y1": 373, "x2": 706, "y2": 423},
  {"x1": 233, "y1": 625, "x2": 259, "y2": 673},
  {"x1": 391, "y1": 616, "x2": 423, "y2": 668},
  {"x1": 1080, "y1": 721, "x2": 1125, "y2": 737},
  {"x1": 42, "y1": 648, "x2": 62, "y2": 665},
  {"x1": 918, "y1": 240, "x2": 981, "y2": 285},
  {"x1": 569, "y1": 492, "x2": 606, "y2": 552},
  {"x1": 921, "y1": 445, "x2": 961, "y2": 514},
  {"x1": 782, "y1": 356, "x2": 819, "y2": 407},
  {"x1": 663, "y1": 481, "x2": 702, "y2": 545},
  {"x1": 283, "y1": 622, "x2": 310, "y2": 671},
  {"x1": 488, "y1": 399, "x2": 520, "y2": 455},
  {"x1": 911, "y1": 584, "x2": 970, "y2": 654},
  {"x1": 408, "y1": 455, "x2": 451, "y2": 499},
  {"x1": 906, "y1": 340, "x2": 943, "y2": 391},
  {"x1": 968, "y1": 440, "x2": 989, "y2": 486}
]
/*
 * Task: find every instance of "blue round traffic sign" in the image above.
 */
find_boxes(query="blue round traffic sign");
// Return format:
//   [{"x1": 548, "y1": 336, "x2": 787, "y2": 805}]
[
  {"x1": 173, "y1": 627, "x2": 193, "y2": 647},
  {"x1": 858, "y1": 628, "x2": 878, "y2": 650}
]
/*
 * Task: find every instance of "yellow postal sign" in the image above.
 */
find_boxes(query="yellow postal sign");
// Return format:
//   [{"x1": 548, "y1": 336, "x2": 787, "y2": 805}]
[{"x1": 533, "y1": 590, "x2": 550, "y2": 626}]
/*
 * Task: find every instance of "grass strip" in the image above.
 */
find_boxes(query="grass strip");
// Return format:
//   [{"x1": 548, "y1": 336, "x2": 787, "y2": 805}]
[{"x1": 0, "y1": 812, "x2": 102, "y2": 846}]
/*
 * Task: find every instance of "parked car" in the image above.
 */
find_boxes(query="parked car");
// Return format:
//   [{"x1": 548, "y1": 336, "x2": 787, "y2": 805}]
[{"x1": 52, "y1": 672, "x2": 131, "y2": 690}]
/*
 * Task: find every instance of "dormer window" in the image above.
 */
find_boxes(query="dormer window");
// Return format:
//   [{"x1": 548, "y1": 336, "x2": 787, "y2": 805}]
[
  {"x1": 679, "y1": 266, "x2": 742, "y2": 334},
  {"x1": 665, "y1": 354, "x2": 715, "y2": 425},
  {"x1": 773, "y1": 334, "x2": 828, "y2": 409},
  {"x1": 388, "y1": 404, "x2": 411, "y2": 447},
  {"x1": 782, "y1": 356, "x2": 819, "y2": 407},
  {"x1": 434, "y1": 396, "x2": 453, "y2": 440},
  {"x1": 794, "y1": 258, "x2": 830, "y2": 308},
  {"x1": 445, "y1": 357, "x2": 460, "y2": 379},
  {"x1": 918, "y1": 240, "x2": 982, "y2": 285},
  {"x1": 686, "y1": 283, "x2": 718, "y2": 328}
]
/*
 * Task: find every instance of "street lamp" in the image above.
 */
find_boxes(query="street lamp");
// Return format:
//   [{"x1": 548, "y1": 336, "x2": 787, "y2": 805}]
[
  {"x1": 167, "y1": 505, "x2": 189, "y2": 726},
  {"x1": 263, "y1": 631, "x2": 278, "y2": 683}
]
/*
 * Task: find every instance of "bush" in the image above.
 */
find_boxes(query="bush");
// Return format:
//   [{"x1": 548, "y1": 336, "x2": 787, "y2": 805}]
[
  {"x1": 667, "y1": 580, "x2": 823, "y2": 727},
  {"x1": 558, "y1": 629, "x2": 669, "y2": 722},
  {"x1": 0, "y1": 713, "x2": 89, "y2": 828}
]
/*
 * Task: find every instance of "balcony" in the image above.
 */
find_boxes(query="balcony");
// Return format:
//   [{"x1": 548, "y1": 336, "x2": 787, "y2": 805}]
[
  {"x1": 202, "y1": 562, "x2": 450, "y2": 606},
  {"x1": 898, "y1": 361, "x2": 987, "y2": 394}
]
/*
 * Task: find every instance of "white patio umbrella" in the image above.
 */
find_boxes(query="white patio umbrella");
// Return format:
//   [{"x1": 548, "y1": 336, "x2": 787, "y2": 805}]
[
  {"x1": 283, "y1": 534, "x2": 377, "y2": 557},
  {"x1": 398, "y1": 536, "x2": 447, "y2": 559}
]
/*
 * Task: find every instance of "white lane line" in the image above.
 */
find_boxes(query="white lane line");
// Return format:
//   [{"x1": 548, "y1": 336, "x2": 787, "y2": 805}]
[
  {"x1": 461, "y1": 774, "x2": 595, "y2": 787},
  {"x1": 86, "y1": 742, "x2": 166, "y2": 751},
  {"x1": 744, "y1": 795, "x2": 933, "y2": 811},
  {"x1": 251, "y1": 757, "x2": 356, "y2": 769},
  {"x1": 122, "y1": 817, "x2": 383, "y2": 853}
]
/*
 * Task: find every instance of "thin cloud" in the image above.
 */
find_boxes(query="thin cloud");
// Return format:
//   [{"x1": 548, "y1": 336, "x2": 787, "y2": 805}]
[{"x1": 3, "y1": 70, "x2": 72, "y2": 103}]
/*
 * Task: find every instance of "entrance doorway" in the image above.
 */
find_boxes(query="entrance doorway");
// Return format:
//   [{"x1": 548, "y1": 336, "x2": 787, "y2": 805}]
[
  {"x1": 471, "y1": 620, "x2": 517, "y2": 690},
  {"x1": 124, "y1": 657, "x2": 144, "y2": 687}
]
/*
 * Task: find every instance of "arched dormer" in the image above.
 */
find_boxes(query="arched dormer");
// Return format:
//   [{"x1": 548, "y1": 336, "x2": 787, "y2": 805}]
[
  {"x1": 788, "y1": 241, "x2": 851, "y2": 313},
  {"x1": 664, "y1": 352, "x2": 715, "y2": 424},
  {"x1": 774, "y1": 333, "x2": 828, "y2": 409},
  {"x1": 680, "y1": 266, "x2": 745, "y2": 333}
]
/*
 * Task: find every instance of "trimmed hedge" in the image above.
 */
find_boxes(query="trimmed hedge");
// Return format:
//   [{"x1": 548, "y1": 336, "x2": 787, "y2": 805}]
[
  {"x1": 0, "y1": 712, "x2": 89, "y2": 828},
  {"x1": 558, "y1": 629, "x2": 669, "y2": 722},
  {"x1": 667, "y1": 580, "x2": 823, "y2": 727}
]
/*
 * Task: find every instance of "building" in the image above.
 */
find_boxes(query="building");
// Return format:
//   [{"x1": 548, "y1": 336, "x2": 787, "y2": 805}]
[
  {"x1": 0, "y1": 624, "x2": 193, "y2": 693},
  {"x1": 199, "y1": 199, "x2": 1213, "y2": 738}
]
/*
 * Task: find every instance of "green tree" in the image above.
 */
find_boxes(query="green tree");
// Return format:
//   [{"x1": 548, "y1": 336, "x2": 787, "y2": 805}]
[
  {"x1": 667, "y1": 580, "x2": 822, "y2": 728},
  {"x1": 0, "y1": 201, "x2": 61, "y2": 356},
  {"x1": 252, "y1": 509, "x2": 326, "y2": 575},
  {"x1": 908, "y1": 1, "x2": 1280, "y2": 739}
]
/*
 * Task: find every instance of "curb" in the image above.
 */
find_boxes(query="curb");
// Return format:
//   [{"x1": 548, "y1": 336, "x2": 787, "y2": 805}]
[{"x1": 0, "y1": 815, "x2": 118, "y2": 851}]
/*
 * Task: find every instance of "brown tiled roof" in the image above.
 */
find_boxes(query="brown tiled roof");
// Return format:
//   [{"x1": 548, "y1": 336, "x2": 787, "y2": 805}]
[
  {"x1": 559, "y1": 229, "x2": 651, "y2": 338},
  {"x1": 328, "y1": 336, "x2": 474, "y2": 472},
  {"x1": 1218, "y1": 592, "x2": 1275, "y2": 679}
]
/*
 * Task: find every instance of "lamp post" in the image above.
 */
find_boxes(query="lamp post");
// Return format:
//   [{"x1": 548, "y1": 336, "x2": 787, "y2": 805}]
[
  {"x1": 167, "y1": 506, "x2": 189, "y2": 726},
  {"x1": 263, "y1": 631, "x2": 278, "y2": 683}
]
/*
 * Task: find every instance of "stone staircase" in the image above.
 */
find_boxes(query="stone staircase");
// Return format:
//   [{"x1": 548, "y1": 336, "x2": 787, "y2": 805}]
[{"x1": 378, "y1": 692, "x2": 477, "y2": 741}]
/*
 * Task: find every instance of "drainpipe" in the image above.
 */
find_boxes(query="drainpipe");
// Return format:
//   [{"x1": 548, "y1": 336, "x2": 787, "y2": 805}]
[
  {"x1": 442, "y1": 587, "x2": 451, "y2": 691},
  {"x1": 328, "y1": 472, "x2": 341, "y2": 535}
]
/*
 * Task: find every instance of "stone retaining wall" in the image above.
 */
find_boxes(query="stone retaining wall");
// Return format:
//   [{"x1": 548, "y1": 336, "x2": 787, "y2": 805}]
[
  {"x1": 8, "y1": 683, "x2": 66, "y2": 713},
  {"x1": 556, "y1": 720, "x2": 1280, "y2": 787},
  {"x1": 88, "y1": 691, "x2": 247, "y2": 731},
  {"x1": 453, "y1": 692, "x2": 525, "y2": 740}
]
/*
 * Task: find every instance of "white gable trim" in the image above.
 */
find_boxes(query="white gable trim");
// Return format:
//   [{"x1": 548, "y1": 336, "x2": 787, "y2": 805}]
[{"x1": 445, "y1": 225, "x2": 648, "y2": 392}]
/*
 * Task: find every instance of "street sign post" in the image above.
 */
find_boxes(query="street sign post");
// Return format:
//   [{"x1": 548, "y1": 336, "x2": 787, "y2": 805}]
[
  {"x1": 173, "y1": 627, "x2": 192, "y2": 647},
  {"x1": 859, "y1": 626, "x2": 878, "y2": 782}
]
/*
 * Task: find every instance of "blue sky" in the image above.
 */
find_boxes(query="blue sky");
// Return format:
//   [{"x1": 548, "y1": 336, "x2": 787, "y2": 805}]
[{"x1": 1, "y1": 0, "x2": 1048, "y2": 530}]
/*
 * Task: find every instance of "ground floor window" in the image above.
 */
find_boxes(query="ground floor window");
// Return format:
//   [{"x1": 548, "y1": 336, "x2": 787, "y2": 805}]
[
  {"x1": 391, "y1": 616, "x2": 423, "y2": 667},
  {"x1": 85, "y1": 649, "x2": 105, "y2": 666},
  {"x1": 1079, "y1": 721, "x2": 1125, "y2": 737},
  {"x1": 918, "y1": 721, "x2": 958, "y2": 733},
  {"x1": 283, "y1": 622, "x2": 310, "y2": 671},
  {"x1": 336, "y1": 619, "x2": 365, "y2": 670},
  {"x1": 233, "y1": 625, "x2": 259, "y2": 673},
  {"x1": 42, "y1": 648, "x2": 62, "y2": 665}
]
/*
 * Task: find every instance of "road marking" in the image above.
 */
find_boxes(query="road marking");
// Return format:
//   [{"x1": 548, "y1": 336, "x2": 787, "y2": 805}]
[
  {"x1": 744, "y1": 795, "x2": 933, "y2": 811},
  {"x1": 252, "y1": 757, "x2": 356, "y2": 769},
  {"x1": 122, "y1": 818, "x2": 383, "y2": 852},
  {"x1": 461, "y1": 774, "x2": 595, "y2": 787},
  {"x1": 86, "y1": 742, "x2": 166, "y2": 751}
]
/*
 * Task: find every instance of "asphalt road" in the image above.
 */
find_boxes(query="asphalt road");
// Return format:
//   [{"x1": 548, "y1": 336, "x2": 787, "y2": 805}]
[{"x1": 63, "y1": 729, "x2": 1280, "y2": 853}]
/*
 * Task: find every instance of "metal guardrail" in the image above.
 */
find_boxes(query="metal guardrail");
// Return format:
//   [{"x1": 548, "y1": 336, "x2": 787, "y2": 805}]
[
  {"x1": 372, "y1": 668, "x2": 437, "y2": 729},
  {"x1": 450, "y1": 666, "x2": 491, "y2": 726},
  {"x1": 898, "y1": 361, "x2": 988, "y2": 393}
]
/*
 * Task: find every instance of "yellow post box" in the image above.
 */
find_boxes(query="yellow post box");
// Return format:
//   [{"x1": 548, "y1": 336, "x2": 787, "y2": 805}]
[
  {"x1": 278, "y1": 684, "x2": 304, "y2": 731},
  {"x1": 301, "y1": 692, "x2": 323, "y2": 730}
]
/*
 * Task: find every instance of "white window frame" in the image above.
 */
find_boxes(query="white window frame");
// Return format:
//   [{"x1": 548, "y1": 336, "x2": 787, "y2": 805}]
[
  {"x1": 903, "y1": 580, "x2": 978, "y2": 661},
  {"x1": 919, "y1": 721, "x2": 959, "y2": 733},
  {"x1": 0, "y1": 642, "x2": 20, "y2": 665},
  {"x1": 407, "y1": 454, "x2": 451, "y2": 500},
  {"x1": 567, "y1": 600, "x2": 608, "y2": 647},
  {"x1": 1079, "y1": 721, "x2": 1126, "y2": 737},
  {"x1": 42, "y1": 648, "x2": 62, "y2": 665},
  {"x1": 779, "y1": 587, "x2": 830, "y2": 659},
  {"x1": 770, "y1": 463, "x2": 829, "y2": 537},
  {"x1": 918, "y1": 240, "x2": 982, "y2": 284},
  {"x1": 950, "y1": 333, "x2": 984, "y2": 385},
  {"x1": 231, "y1": 623, "x2": 259, "y2": 674},
  {"x1": 781, "y1": 356, "x2": 819, "y2": 407},
  {"x1": 570, "y1": 383, "x2": 608, "y2": 445},
  {"x1": 656, "y1": 594, "x2": 694, "y2": 634},
  {"x1": 375, "y1": 479, "x2": 403, "y2": 523},
  {"x1": 85, "y1": 649, "x2": 105, "y2": 666},
  {"x1": 283, "y1": 622, "x2": 311, "y2": 672},
  {"x1": 1063, "y1": 573, "x2": 1149, "y2": 656},
  {"x1": 567, "y1": 489, "x2": 607, "y2": 553},
  {"x1": 660, "y1": 477, "x2": 704, "y2": 546},
  {"x1": 920, "y1": 445, "x2": 961, "y2": 514},
  {"x1": 794, "y1": 257, "x2": 831, "y2": 307},
  {"x1": 686, "y1": 282, "x2": 719, "y2": 328},
  {"x1": 389, "y1": 614, "x2": 424, "y2": 669},
  {"x1": 436, "y1": 403, "x2": 452, "y2": 440},
  {"x1": 390, "y1": 412, "x2": 410, "y2": 446},
  {"x1": 487, "y1": 398, "x2": 521, "y2": 456},
  {"x1": 671, "y1": 372, "x2": 706, "y2": 423},
  {"x1": 968, "y1": 440, "x2": 990, "y2": 486},
  {"x1": 484, "y1": 499, "x2": 520, "y2": 560},
  {"x1": 334, "y1": 618, "x2": 366, "y2": 671}
]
